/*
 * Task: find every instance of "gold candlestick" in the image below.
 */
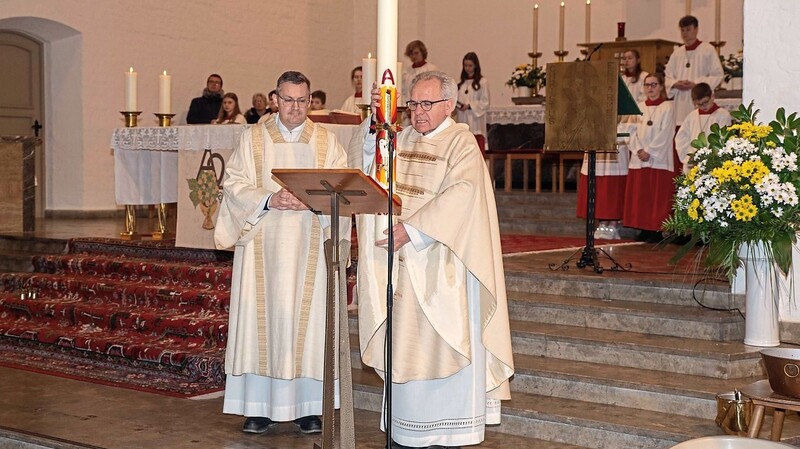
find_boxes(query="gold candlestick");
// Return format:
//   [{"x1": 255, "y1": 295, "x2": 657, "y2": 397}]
[
  {"x1": 151, "y1": 202, "x2": 173, "y2": 240},
  {"x1": 154, "y1": 113, "x2": 176, "y2": 127},
  {"x1": 554, "y1": 50, "x2": 569, "y2": 62},
  {"x1": 710, "y1": 40, "x2": 726, "y2": 56},
  {"x1": 120, "y1": 111, "x2": 142, "y2": 128},
  {"x1": 357, "y1": 104, "x2": 371, "y2": 121},
  {"x1": 119, "y1": 204, "x2": 140, "y2": 240}
]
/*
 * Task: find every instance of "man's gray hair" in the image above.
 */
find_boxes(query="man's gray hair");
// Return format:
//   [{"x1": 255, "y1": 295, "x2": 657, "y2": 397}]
[
  {"x1": 277, "y1": 71, "x2": 311, "y2": 90},
  {"x1": 410, "y1": 71, "x2": 457, "y2": 101}
]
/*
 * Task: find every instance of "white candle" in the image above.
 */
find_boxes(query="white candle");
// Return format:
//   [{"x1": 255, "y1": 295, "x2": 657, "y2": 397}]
[
  {"x1": 158, "y1": 70, "x2": 171, "y2": 114},
  {"x1": 559, "y1": 2, "x2": 565, "y2": 52},
  {"x1": 377, "y1": 0, "x2": 398, "y2": 88},
  {"x1": 585, "y1": 0, "x2": 591, "y2": 43},
  {"x1": 533, "y1": 4, "x2": 539, "y2": 54},
  {"x1": 714, "y1": 0, "x2": 721, "y2": 42},
  {"x1": 360, "y1": 53, "x2": 376, "y2": 105},
  {"x1": 396, "y1": 61, "x2": 403, "y2": 100},
  {"x1": 685, "y1": 0, "x2": 691, "y2": 16},
  {"x1": 125, "y1": 67, "x2": 137, "y2": 111}
]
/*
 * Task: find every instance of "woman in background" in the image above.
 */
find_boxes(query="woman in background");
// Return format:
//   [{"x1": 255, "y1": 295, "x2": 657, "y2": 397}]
[
  {"x1": 455, "y1": 52, "x2": 490, "y2": 151},
  {"x1": 621, "y1": 49, "x2": 648, "y2": 104},
  {"x1": 244, "y1": 93, "x2": 269, "y2": 124},
  {"x1": 622, "y1": 73, "x2": 676, "y2": 243},
  {"x1": 212, "y1": 92, "x2": 245, "y2": 124}
]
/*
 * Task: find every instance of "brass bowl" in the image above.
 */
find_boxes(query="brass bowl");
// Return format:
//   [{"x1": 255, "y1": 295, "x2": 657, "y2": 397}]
[{"x1": 760, "y1": 348, "x2": 800, "y2": 398}]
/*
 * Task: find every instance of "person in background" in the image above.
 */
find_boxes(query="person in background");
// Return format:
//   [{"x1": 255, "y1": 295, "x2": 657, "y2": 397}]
[
  {"x1": 257, "y1": 90, "x2": 280, "y2": 124},
  {"x1": 664, "y1": 15, "x2": 724, "y2": 125},
  {"x1": 212, "y1": 92, "x2": 246, "y2": 124},
  {"x1": 310, "y1": 90, "x2": 327, "y2": 112},
  {"x1": 402, "y1": 40, "x2": 437, "y2": 104},
  {"x1": 340, "y1": 66, "x2": 363, "y2": 114},
  {"x1": 244, "y1": 93, "x2": 269, "y2": 124},
  {"x1": 350, "y1": 71, "x2": 514, "y2": 449},
  {"x1": 622, "y1": 73, "x2": 676, "y2": 243},
  {"x1": 621, "y1": 49, "x2": 648, "y2": 104},
  {"x1": 455, "y1": 52, "x2": 490, "y2": 152},
  {"x1": 187, "y1": 73, "x2": 224, "y2": 124},
  {"x1": 215, "y1": 70, "x2": 350, "y2": 437},
  {"x1": 674, "y1": 82, "x2": 732, "y2": 174}
]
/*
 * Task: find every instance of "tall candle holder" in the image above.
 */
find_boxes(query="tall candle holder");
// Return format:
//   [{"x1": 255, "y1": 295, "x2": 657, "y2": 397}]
[
  {"x1": 120, "y1": 111, "x2": 142, "y2": 128},
  {"x1": 154, "y1": 113, "x2": 176, "y2": 127},
  {"x1": 151, "y1": 203, "x2": 173, "y2": 240},
  {"x1": 119, "y1": 205, "x2": 139, "y2": 240},
  {"x1": 357, "y1": 104, "x2": 371, "y2": 121},
  {"x1": 554, "y1": 50, "x2": 569, "y2": 62},
  {"x1": 710, "y1": 40, "x2": 726, "y2": 56}
]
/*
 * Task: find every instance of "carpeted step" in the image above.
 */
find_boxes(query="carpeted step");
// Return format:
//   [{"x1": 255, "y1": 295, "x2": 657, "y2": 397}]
[
  {"x1": 0, "y1": 272, "x2": 230, "y2": 313},
  {"x1": 31, "y1": 254, "x2": 232, "y2": 287}
]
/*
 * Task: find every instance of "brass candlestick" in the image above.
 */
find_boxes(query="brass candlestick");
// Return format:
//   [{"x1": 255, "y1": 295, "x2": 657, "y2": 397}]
[
  {"x1": 151, "y1": 202, "x2": 173, "y2": 240},
  {"x1": 528, "y1": 51, "x2": 543, "y2": 68},
  {"x1": 121, "y1": 111, "x2": 142, "y2": 128},
  {"x1": 554, "y1": 50, "x2": 569, "y2": 62},
  {"x1": 357, "y1": 103, "x2": 371, "y2": 121},
  {"x1": 119, "y1": 204, "x2": 140, "y2": 240},
  {"x1": 154, "y1": 113, "x2": 176, "y2": 127},
  {"x1": 710, "y1": 40, "x2": 726, "y2": 56}
]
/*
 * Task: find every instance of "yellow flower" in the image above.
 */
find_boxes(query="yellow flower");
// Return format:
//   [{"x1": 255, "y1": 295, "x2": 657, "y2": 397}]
[
  {"x1": 731, "y1": 194, "x2": 757, "y2": 221},
  {"x1": 687, "y1": 166, "x2": 700, "y2": 182},
  {"x1": 729, "y1": 122, "x2": 772, "y2": 141},
  {"x1": 687, "y1": 198, "x2": 701, "y2": 221}
]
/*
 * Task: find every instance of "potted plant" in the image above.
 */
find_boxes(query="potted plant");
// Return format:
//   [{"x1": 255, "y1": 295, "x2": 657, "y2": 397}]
[
  {"x1": 665, "y1": 102, "x2": 800, "y2": 346},
  {"x1": 506, "y1": 63, "x2": 546, "y2": 99}
]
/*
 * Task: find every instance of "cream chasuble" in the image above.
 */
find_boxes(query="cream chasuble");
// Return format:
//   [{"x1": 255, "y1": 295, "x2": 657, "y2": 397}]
[
  {"x1": 352, "y1": 117, "x2": 514, "y2": 445},
  {"x1": 215, "y1": 117, "x2": 349, "y2": 419}
]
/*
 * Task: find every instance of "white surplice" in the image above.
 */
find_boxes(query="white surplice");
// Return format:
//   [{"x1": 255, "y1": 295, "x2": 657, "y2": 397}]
[
  {"x1": 456, "y1": 77, "x2": 491, "y2": 137},
  {"x1": 401, "y1": 61, "x2": 438, "y2": 104},
  {"x1": 349, "y1": 117, "x2": 514, "y2": 447},
  {"x1": 623, "y1": 70, "x2": 649, "y2": 104},
  {"x1": 664, "y1": 41, "x2": 724, "y2": 124},
  {"x1": 675, "y1": 106, "x2": 732, "y2": 173},
  {"x1": 215, "y1": 115, "x2": 349, "y2": 421},
  {"x1": 340, "y1": 94, "x2": 363, "y2": 114}
]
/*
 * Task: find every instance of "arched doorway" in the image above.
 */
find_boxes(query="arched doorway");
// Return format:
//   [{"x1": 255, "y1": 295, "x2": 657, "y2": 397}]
[{"x1": 0, "y1": 30, "x2": 43, "y2": 216}]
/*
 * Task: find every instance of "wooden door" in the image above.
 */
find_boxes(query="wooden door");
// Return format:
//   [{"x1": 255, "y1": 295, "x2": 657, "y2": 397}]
[{"x1": 0, "y1": 31, "x2": 44, "y2": 216}]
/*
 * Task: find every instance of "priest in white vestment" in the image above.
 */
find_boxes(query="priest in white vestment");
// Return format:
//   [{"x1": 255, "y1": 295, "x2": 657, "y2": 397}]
[
  {"x1": 349, "y1": 71, "x2": 514, "y2": 449},
  {"x1": 664, "y1": 15, "x2": 724, "y2": 125},
  {"x1": 674, "y1": 82, "x2": 732, "y2": 174},
  {"x1": 214, "y1": 71, "x2": 350, "y2": 435}
]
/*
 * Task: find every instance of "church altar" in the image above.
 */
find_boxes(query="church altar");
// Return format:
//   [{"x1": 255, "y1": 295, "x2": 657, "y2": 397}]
[{"x1": 112, "y1": 123, "x2": 358, "y2": 249}]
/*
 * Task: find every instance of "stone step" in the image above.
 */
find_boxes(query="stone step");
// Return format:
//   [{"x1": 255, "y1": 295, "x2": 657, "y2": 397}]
[
  {"x1": 511, "y1": 320, "x2": 765, "y2": 379},
  {"x1": 500, "y1": 218, "x2": 585, "y2": 236},
  {"x1": 504, "y1": 267, "x2": 741, "y2": 310},
  {"x1": 0, "y1": 237, "x2": 68, "y2": 273},
  {"x1": 508, "y1": 291, "x2": 744, "y2": 341},
  {"x1": 351, "y1": 365, "x2": 800, "y2": 448},
  {"x1": 494, "y1": 192, "x2": 578, "y2": 207},
  {"x1": 497, "y1": 205, "x2": 579, "y2": 219}
]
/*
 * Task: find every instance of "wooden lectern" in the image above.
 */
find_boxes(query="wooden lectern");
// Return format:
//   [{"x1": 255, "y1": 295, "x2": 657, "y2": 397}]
[
  {"x1": 271, "y1": 168, "x2": 401, "y2": 449},
  {"x1": 577, "y1": 39, "x2": 680, "y2": 75},
  {"x1": 545, "y1": 60, "x2": 639, "y2": 273}
]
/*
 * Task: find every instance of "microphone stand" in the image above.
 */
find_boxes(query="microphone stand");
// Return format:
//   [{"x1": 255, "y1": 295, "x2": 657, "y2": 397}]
[{"x1": 383, "y1": 123, "x2": 396, "y2": 449}]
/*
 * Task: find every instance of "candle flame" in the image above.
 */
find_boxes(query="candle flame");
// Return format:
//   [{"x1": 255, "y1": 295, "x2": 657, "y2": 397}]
[
  {"x1": 586, "y1": 0, "x2": 590, "y2": 4},
  {"x1": 129, "y1": 67, "x2": 134, "y2": 72},
  {"x1": 368, "y1": 52, "x2": 372, "y2": 58},
  {"x1": 163, "y1": 70, "x2": 167, "y2": 75},
  {"x1": 534, "y1": 3, "x2": 538, "y2": 8},
  {"x1": 561, "y1": 2, "x2": 565, "y2": 6}
]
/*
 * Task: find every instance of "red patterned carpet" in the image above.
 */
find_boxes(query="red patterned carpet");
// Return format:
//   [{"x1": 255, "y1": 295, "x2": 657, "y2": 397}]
[{"x1": 0, "y1": 238, "x2": 232, "y2": 398}]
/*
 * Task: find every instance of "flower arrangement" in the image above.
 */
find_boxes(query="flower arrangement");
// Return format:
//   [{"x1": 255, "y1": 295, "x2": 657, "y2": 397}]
[
  {"x1": 506, "y1": 63, "x2": 546, "y2": 89},
  {"x1": 665, "y1": 103, "x2": 800, "y2": 279},
  {"x1": 720, "y1": 50, "x2": 743, "y2": 82}
]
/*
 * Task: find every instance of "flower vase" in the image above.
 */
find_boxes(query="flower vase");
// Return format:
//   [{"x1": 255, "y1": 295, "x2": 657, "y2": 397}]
[
  {"x1": 516, "y1": 86, "x2": 531, "y2": 98},
  {"x1": 740, "y1": 242, "x2": 780, "y2": 347}
]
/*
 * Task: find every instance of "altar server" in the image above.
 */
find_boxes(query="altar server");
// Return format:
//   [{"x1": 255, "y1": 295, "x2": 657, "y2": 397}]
[
  {"x1": 455, "y1": 52, "x2": 491, "y2": 147},
  {"x1": 623, "y1": 73, "x2": 676, "y2": 243},
  {"x1": 664, "y1": 15, "x2": 724, "y2": 125},
  {"x1": 215, "y1": 71, "x2": 350, "y2": 436},
  {"x1": 350, "y1": 71, "x2": 514, "y2": 448},
  {"x1": 675, "y1": 83, "x2": 732, "y2": 174}
]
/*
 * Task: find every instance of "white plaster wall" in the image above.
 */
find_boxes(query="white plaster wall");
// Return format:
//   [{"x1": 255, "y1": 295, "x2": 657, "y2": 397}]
[{"x1": 0, "y1": 0, "x2": 744, "y2": 211}]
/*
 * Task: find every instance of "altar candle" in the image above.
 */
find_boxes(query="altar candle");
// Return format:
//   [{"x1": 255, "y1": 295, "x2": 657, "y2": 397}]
[
  {"x1": 361, "y1": 53, "x2": 376, "y2": 105},
  {"x1": 158, "y1": 70, "x2": 171, "y2": 114},
  {"x1": 532, "y1": 4, "x2": 539, "y2": 54},
  {"x1": 585, "y1": 0, "x2": 591, "y2": 43},
  {"x1": 125, "y1": 67, "x2": 137, "y2": 111},
  {"x1": 377, "y1": 0, "x2": 398, "y2": 87},
  {"x1": 714, "y1": 0, "x2": 721, "y2": 42},
  {"x1": 685, "y1": 0, "x2": 692, "y2": 16},
  {"x1": 559, "y1": 2, "x2": 565, "y2": 52}
]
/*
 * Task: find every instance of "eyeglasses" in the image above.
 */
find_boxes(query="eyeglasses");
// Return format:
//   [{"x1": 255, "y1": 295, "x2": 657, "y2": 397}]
[
  {"x1": 643, "y1": 82, "x2": 660, "y2": 88},
  {"x1": 406, "y1": 99, "x2": 447, "y2": 111},
  {"x1": 694, "y1": 98, "x2": 712, "y2": 108},
  {"x1": 207, "y1": 80, "x2": 222, "y2": 85},
  {"x1": 277, "y1": 95, "x2": 310, "y2": 108}
]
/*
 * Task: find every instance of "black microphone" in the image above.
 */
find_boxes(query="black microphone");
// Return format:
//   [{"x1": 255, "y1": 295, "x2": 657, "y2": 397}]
[{"x1": 586, "y1": 43, "x2": 603, "y2": 61}]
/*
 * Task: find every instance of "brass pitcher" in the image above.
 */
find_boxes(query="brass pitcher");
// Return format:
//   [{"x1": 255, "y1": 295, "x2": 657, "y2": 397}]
[{"x1": 715, "y1": 390, "x2": 751, "y2": 436}]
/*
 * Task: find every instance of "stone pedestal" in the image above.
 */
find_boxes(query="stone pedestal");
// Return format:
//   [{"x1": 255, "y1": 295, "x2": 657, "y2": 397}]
[{"x1": 0, "y1": 136, "x2": 39, "y2": 233}]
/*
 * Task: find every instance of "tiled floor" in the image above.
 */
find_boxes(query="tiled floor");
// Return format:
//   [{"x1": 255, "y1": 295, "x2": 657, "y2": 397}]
[{"x1": 0, "y1": 216, "x2": 721, "y2": 449}]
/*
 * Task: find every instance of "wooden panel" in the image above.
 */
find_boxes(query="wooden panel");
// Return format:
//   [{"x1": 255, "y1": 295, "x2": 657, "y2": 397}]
[{"x1": 0, "y1": 138, "x2": 38, "y2": 232}]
